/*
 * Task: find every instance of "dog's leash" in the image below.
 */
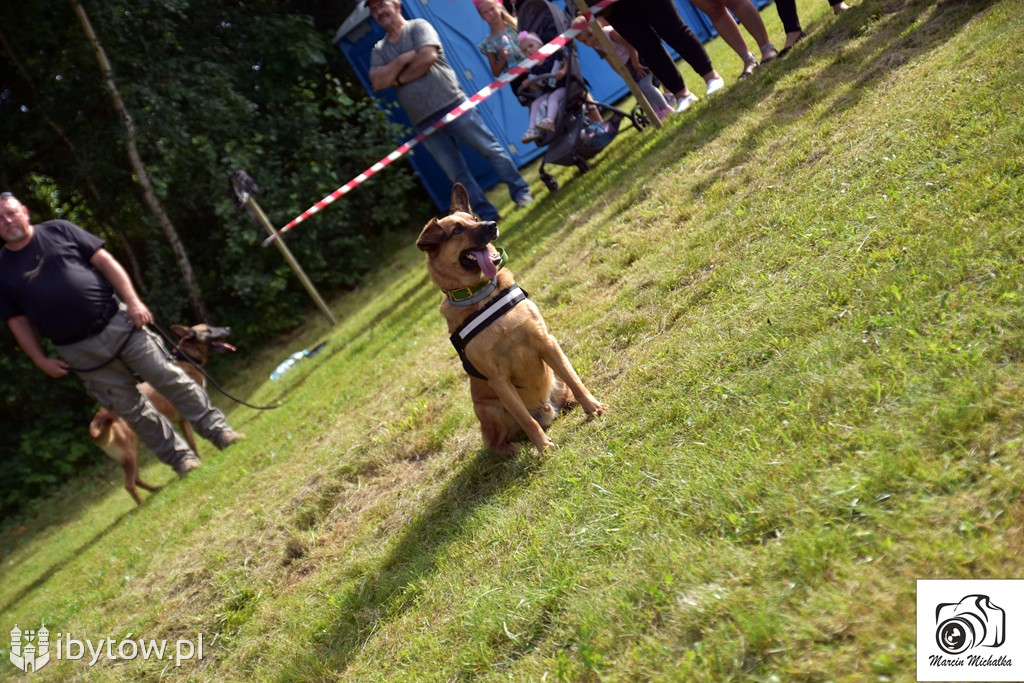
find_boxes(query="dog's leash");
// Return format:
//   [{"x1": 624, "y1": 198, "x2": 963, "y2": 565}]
[
  {"x1": 148, "y1": 322, "x2": 282, "y2": 411},
  {"x1": 61, "y1": 319, "x2": 282, "y2": 410},
  {"x1": 63, "y1": 328, "x2": 136, "y2": 373}
]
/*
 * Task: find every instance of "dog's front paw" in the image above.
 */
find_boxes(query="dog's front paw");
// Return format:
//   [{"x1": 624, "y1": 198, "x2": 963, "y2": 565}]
[
  {"x1": 536, "y1": 438, "x2": 557, "y2": 454},
  {"x1": 584, "y1": 401, "x2": 608, "y2": 419}
]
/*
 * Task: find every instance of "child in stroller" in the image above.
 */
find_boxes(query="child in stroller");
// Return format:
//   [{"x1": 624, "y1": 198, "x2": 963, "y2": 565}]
[
  {"x1": 514, "y1": 0, "x2": 649, "y2": 192},
  {"x1": 517, "y1": 31, "x2": 568, "y2": 144}
]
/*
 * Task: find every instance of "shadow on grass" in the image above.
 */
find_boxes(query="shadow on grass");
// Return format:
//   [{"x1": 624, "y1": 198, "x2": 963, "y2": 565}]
[
  {"x1": 532, "y1": 0, "x2": 1000, "y2": 216},
  {"x1": 284, "y1": 447, "x2": 537, "y2": 678},
  {"x1": 0, "y1": 504, "x2": 137, "y2": 615},
  {"x1": 690, "y1": 0, "x2": 1001, "y2": 195}
]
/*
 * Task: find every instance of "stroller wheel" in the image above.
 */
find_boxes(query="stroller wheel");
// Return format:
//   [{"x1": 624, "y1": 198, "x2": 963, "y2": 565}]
[
  {"x1": 540, "y1": 171, "x2": 559, "y2": 192},
  {"x1": 631, "y1": 105, "x2": 651, "y2": 131}
]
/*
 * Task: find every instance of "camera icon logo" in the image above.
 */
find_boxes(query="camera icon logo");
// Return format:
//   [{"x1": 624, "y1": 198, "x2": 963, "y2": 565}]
[{"x1": 935, "y1": 594, "x2": 1005, "y2": 655}]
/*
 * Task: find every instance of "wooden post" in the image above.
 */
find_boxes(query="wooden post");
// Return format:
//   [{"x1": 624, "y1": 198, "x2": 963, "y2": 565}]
[
  {"x1": 230, "y1": 174, "x2": 337, "y2": 326},
  {"x1": 572, "y1": 0, "x2": 663, "y2": 129}
]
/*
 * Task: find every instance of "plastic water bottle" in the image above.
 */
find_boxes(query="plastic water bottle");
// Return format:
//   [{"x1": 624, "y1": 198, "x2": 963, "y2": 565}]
[
  {"x1": 270, "y1": 350, "x2": 308, "y2": 381},
  {"x1": 500, "y1": 34, "x2": 512, "y2": 56}
]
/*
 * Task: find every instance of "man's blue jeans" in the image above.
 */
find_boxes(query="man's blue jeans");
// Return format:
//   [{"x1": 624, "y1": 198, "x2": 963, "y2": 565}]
[{"x1": 418, "y1": 109, "x2": 531, "y2": 222}]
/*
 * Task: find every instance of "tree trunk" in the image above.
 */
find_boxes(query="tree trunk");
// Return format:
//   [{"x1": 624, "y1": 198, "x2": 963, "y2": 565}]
[
  {"x1": 1, "y1": 25, "x2": 148, "y2": 291},
  {"x1": 69, "y1": 0, "x2": 208, "y2": 321}
]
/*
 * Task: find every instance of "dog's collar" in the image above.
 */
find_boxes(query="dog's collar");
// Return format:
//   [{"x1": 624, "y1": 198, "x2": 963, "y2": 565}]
[
  {"x1": 446, "y1": 278, "x2": 498, "y2": 306},
  {"x1": 171, "y1": 347, "x2": 197, "y2": 363},
  {"x1": 444, "y1": 248, "x2": 507, "y2": 306}
]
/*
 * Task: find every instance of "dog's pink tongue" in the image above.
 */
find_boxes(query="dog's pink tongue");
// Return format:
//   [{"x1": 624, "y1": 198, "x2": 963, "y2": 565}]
[{"x1": 473, "y1": 249, "x2": 498, "y2": 279}]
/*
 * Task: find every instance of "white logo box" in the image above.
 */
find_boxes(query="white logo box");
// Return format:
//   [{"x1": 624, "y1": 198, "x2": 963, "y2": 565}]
[{"x1": 917, "y1": 579, "x2": 1024, "y2": 681}]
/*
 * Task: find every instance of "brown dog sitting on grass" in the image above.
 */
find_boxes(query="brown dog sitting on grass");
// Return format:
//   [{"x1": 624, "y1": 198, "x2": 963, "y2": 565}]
[
  {"x1": 416, "y1": 183, "x2": 607, "y2": 454},
  {"x1": 88, "y1": 323, "x2": 234, "y2": 504}
]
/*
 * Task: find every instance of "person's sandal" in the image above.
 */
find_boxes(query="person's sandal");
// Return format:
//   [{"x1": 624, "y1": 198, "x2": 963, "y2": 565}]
[{"x1": 739, "y1": 53, "x2": 759, "y2": 80}]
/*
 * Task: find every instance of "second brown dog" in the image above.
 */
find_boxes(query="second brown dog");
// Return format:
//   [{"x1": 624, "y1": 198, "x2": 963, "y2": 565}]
[{"x1": 417, "y1": 184, "x2": 607, "y2": 454}]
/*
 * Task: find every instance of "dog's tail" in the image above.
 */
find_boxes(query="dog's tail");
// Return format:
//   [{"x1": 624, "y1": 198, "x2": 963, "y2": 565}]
[
  {"x1": 531, "y1": 378, "x2": 575, "y2": 430},
  {"x1": 551, "y1": 377, "x2": 575, "y2": 414}
]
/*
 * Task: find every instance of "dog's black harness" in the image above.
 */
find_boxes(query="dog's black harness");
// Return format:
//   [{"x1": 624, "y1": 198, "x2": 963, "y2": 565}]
[{"x1": 449, "y1": 284, "x2": 528, "y2": 380}]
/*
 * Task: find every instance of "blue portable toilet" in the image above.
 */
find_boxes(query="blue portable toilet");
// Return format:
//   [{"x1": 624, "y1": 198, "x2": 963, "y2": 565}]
[{"x1": 333, "y1": 0, "x2": 763, "y2": 211}]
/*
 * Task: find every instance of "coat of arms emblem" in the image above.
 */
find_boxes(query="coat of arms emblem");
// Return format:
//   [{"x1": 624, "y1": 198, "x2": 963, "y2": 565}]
[{"x1": 10, "y1": 624, "x2": 51, "y2": 673}]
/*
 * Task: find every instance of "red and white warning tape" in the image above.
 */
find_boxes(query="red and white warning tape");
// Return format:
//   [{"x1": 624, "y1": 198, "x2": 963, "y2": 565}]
[{"x1": 262, "y1": 0, "x2": 617, "y2": 246}]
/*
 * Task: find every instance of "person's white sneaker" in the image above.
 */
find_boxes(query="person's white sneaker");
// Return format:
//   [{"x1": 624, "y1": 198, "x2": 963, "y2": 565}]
[
  {"x1": 705, "y1": 76, "x2": 725, "y2": 95},
  {"x1": 675, "y1": 93, "x2": 699, "y2": 113}
]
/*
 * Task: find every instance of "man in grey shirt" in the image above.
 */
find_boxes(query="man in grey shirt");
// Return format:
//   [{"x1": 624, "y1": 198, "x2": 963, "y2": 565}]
[{"x1": 367, "y1": 0, "x2": 533, "y2": 221}]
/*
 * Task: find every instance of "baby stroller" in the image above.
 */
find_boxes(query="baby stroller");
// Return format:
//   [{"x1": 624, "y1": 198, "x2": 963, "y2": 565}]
[{"x1": 515, "y1": 0, "x2": 650, "y2": 192}]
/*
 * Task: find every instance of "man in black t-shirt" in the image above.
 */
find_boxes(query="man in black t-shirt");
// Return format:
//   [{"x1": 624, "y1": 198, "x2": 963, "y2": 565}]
[{"x1": 0, "y1": 193, "x2": 244, "y2": 477}]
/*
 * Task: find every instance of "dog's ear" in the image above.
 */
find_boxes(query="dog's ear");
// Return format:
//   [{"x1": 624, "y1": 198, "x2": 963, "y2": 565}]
[
  {"x1": 170, "y1": 324, "x2": 190, "y2": 339},
  {"x1": 416, "y1": 218, "x2": 447, "y2": 252},
  {"x1": 449, "y1": 183, "x2": 471, "y2": 215}
]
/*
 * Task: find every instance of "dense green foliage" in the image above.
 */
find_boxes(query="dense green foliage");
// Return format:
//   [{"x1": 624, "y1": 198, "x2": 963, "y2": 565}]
[{"x1": 0, "y1": 0, "x2": 429, "y2": 516}]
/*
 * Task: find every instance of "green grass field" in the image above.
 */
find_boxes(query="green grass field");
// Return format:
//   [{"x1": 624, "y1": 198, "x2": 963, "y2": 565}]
[{"x1": 2, "y1": 0, "x2": 1022, "y2": 680}]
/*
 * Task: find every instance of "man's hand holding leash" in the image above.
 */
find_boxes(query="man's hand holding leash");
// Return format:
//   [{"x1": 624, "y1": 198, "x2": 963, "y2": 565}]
[{"x1": 126, "y1": 301, "x2": 154, "y2": 329}]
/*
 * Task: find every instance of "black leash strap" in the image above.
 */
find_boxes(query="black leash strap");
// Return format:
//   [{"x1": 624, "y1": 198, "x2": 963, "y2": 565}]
[
  {"x1": 149, "y1": 323, "x2": 282, "y2": 411},
  {"x1": 62, "y1": 316, "x2": 281, "y2": 410},
  {"x1": 63, "y1": 328, "x2": 136, "y2": 373}
]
